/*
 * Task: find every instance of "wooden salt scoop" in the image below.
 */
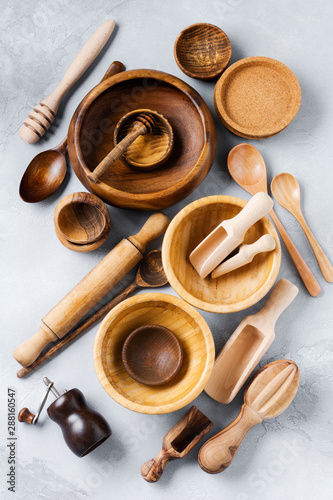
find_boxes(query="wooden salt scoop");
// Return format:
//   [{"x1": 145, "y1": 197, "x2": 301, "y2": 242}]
[
  {"x1": 211, "y1": 234, "x2": 276, "y2": 278},
  {"x1": 199, "y1": 359, "x2": 299, "y2": 473},
  {"x1": 13, "y1": 213, "x2": 170, "y2": 367},
  {"x1": 141, "y1": 406, "x2": 213, "y2": 482},
  {"x1": 205, "y1": 279, "x2": 298, "y2": 404},
  {"x1": 190, "y1": 192, "x2": 273, "y2": 279}
]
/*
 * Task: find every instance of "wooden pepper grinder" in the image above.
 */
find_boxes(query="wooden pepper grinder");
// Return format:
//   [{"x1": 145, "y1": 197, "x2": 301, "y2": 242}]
[{"x1": 18, "y1": 377, "x2": 111, "y2": 457}]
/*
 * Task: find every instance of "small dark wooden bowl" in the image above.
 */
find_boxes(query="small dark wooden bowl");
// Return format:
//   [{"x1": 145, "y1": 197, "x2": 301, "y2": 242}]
[
  {"x1": 68, "y1": 69, "x2": 216, "y2": 211},
  {"x1": 114, "y1": 109, "x2": 174, "y2": 171},
  {"x1": 122, "y1": 325, "x2": 183, "y2": 386},
  {"x1": 174, "y1": 23, "x2": 232, "y2": 80}
]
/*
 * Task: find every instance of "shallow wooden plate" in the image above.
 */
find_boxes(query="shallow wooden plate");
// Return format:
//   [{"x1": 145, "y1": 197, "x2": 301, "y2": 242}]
[
  {"x1": 214, "y1": 57, "x2": 301, "y2": 139},
  {"x1": 68, "y1": 69, "x2": 216, "y2": 211}
]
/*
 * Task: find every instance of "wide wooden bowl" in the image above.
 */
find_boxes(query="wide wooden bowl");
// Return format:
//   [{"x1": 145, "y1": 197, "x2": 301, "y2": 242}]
[
  {"x1": 68, "y1": 69, "x2": 216, "y2": 211},
  {"x1": 93, "y1": 293, "x2": 215, "y2": 414},
  {"x1": 162, "y1": 196, "x2": 281, "y2": 313},
  {"x1": 174, "y1": 23, "x2": 232, "y2": 80}
]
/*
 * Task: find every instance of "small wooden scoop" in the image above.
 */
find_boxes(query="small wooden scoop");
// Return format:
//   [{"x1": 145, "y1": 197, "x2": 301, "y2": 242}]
[
  {"x1": 205, "y1": 279, "x2": 298, "y2": 404},
  {"x1": 190, "y1": 192, "x2": 274, "y2": 279},
  {"x1": 211, "y1": 234, "x2": 276, "y2": 278},
  {"x1": 198, "y1": 359, "x2": 299, "y2": 474},
  {"x1": 141, "y1": 406, "x2": 213, "y2": 482}
]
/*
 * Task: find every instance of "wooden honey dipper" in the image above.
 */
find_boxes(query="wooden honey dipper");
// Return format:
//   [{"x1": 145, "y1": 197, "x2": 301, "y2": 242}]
[
  {"x1": 19, "y1": 20, "x2": 115, "y2": 144},
  {"x1": 87, "y1": 112, "x2": 156, "y2": 183}
]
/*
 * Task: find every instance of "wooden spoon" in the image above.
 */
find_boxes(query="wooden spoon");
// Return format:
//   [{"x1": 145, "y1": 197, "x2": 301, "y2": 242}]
[
  {"x1": 228, "y1": 143, "x2": 321, "y2": 297},
  {"x1": 122, "y1": 325, "x2": 183, "y2": 385},
  {"x1": 271, "y1": 173, "x2": 333, "y2": 282},
  {"x1": 16, "y1": 250, "x2": 168, "y2": 378},
  {"x1": 199, "y1": 359, "x2": 299, "y2": 474},
  {"x1": 19, "y1": 61, "x2": 124, "y2": 203}
]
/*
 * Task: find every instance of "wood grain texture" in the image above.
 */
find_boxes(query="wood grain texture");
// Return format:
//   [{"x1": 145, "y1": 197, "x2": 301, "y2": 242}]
[
  {"x1": 204, "y1": 279, "x2": 298, "y2": 404},
  {"x1": 54, "y1": 192, "x2": 110, "y2": 248},
  {"x1": 174, "y1": 23, "x2": 231, "y2": 80},
  {"x1": 93, "y1": 293, "x2": 215, "y2": 414},
  {"x1": 68, "y1": 69, "x2": 216, "y2": 211},
  {"x1": 162, "y1": 195, "x2": 281, "y2": 313},
  {"x1": 228, "y1": 144, "x2": 321, "y2": 296},
  {"x1": 271, "y1": 173, "x2": 333, "y2": 282},
  {"x1": 189, "y1": 192, "x2": 273, "y2": 278},
  {"x1": 122, "y1": 325, "x2": 183, "y2": 386},
  {"x1": 214, "y1": 57, "x2": 301, "y2": 139},
  {"x1": 141, "y1": 405, "x2": 213, "y2": 482},
  {"x1": 19, "y1": 20, "x2": 115, "y2": 144},
  {"x1": 16, "y1": 250, "x2": 168, "y2": 378},
  {"x1": 198, "y1": 359, "x2": 299, "y2": 473}
]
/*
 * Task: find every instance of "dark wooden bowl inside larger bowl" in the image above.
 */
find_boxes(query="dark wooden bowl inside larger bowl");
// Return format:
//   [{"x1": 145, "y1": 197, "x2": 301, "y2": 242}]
[{"x1": 68, "y1": 69, "x2": 216, "y2": 211}]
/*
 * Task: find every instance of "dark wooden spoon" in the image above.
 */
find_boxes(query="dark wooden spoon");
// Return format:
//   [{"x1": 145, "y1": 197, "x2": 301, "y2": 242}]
[
  {"x1": 17, "y1": 249, "x2": 168, "y2": 378},
  {"x1": 19, "y1": 61, "x2": 124, "y2": 203}
]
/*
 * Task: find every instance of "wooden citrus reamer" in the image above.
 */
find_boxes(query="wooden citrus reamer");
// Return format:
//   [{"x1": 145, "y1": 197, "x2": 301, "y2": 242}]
[
  {"x1": 13, "y1": 213, "x2": 170, "y2": 367},
  {"x1": 19, "y1": 20, "x2": 115, "y2": 144}
]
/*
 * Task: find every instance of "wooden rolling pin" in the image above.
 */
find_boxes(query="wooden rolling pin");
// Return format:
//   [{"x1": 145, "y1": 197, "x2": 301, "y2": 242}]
[
  {"x1": 19, "y1": 19, "x2": 115, "y2": 144},
  {"x1": 13, "y1": 213, "x2": 170, "y2": 367}
]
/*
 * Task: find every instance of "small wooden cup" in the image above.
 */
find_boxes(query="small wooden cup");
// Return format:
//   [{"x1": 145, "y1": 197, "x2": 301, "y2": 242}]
[
  {"x1": 162, "y1": 195, "x2": 281, "y2": 313},
  {"x1": 93, "y1": 293, "x2": 215, "y2": 414},
  {"x1": 174, "y1": 23, "x2": 232, "y2": 80},
  {"x1": 113, "y1": 109, "x2": 174, "y2": 171},
  {"x1": 54, "y1": 192, "x2": 110, "y2": 252}
]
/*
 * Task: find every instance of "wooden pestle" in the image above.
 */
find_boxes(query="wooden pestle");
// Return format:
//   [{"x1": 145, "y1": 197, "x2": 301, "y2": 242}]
[
  {"x1": 19, "y1": 20, "x2": 115, "y2": 144},
  {"x1": 13, "y1": 213, "x2": 170, "y2": 367},
  {"x1": 87, "y1": 113, "x2": 156, "y2": 183}
]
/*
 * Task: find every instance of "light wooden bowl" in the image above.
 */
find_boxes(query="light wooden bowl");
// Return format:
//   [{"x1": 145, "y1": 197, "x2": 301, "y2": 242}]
[
  {"x1": 93, "y1": 293, "x2": 215, "y2": 414},
  {"x1": 114, "y1": 109, "x2": 174, "y2": 171},
  {"x1": 174, "y1": 23, "x2": 232, "y2": 80},
  {"x1": 162, "y1": 195, "x2": 281, "y2": 313},
  {"x1": 54, "y1": 192, "x2": 110, "y2": 252},
  {"x1": 68, "y1": 69, "x2": 216, "y2": 211}
]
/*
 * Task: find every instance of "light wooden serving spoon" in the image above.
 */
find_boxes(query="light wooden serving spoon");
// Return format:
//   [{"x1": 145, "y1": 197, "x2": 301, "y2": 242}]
[
  {"x1": 204, "y1": 279, "x2": 298, "y2": 404},
  {"x1": 228, "y1": 144, "x2": 321, "y2": 297},
  {"x1": 271, "y1": 173, "x2": 333, "y2": 283},
  {"x1": 199, "y1": 359, "x2": 299, "y2": 474}
]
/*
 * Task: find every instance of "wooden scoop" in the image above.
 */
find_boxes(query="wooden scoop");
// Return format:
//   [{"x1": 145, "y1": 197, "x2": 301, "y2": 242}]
[
  {"x1": 190, "y1": 192, "x2": 273, "y2": 279},
  {"x1": 141, "y1": 406, "x2": 213, "y2": 482},
  {"x1": 211, "y1": 234, "x2": 276, "y2": 278},
  {"x1": 87, "y1": 112, "x2": 156, "y2": 183},
  {"x1": 19, "y1": 20, "x2": 115, "y2": 144},
  {"x1": 199, "y1": 359, "x2": 299, "y2": 474},
  {"x1": 205, "y1": 279, "x2": 298, "y2": 404},
  {"x1": 271, "y1": 172, "x2": 333, "y2": 283}
]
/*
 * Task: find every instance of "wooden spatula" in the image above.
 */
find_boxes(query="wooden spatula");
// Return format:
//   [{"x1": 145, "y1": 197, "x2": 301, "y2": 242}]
[
  {"x1": 189, "y1": 192, "x2": 274, "y2": 279},
  {"x1": 199, "y1": 359, "x2": 299, "y2": 474},
  {"x1": 204, "y1": 279, "x2": 298, "y2": 404},
  {"x1": 141, "y1": 406, "x2": 213, "y2": 482}
]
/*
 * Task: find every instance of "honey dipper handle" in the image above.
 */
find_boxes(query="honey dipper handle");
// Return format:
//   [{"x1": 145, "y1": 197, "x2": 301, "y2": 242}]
[
  {"x1": 141, "y1": 449, "x2": 173, "y2": 482},
  {"x1": 128, "y1": 213, "x2": 170, "y2": 254},
  {"x1": 259, "y1": 278, "x2": 299, "y2": 327},
  {"x1": 198, "y1": 405, "x2": 262, "y2": 474},
  {"x1": 87, "y1": 125, "x2": 146, "y2": 183},
  {"x1": 229, "y1": 193, "x2": 274, "y2": 241}
]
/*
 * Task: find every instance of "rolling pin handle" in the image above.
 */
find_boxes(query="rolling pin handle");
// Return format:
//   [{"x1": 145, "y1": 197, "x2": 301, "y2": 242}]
[
  {"x1": 13, "y1": 324, "x2": 57, "y2": 368},
  {"x1": 128, "y1": 213, "x2": 170, "y2": 254}
]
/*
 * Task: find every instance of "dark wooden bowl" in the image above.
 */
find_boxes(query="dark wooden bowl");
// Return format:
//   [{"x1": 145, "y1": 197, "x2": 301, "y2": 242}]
[
  {"x1": 68, "y1": 69, "x2": 216, "y2": 211},
  {"x1": 122, "y1": 324, "x2": 183, "y2": 386},
  {"x1": 174, "y1": 23, "x2": 232, "y2": 80}
]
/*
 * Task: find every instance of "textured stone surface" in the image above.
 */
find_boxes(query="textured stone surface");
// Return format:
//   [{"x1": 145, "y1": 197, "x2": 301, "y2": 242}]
[{"x1": 0, "y1": 0, "x2": 332, "y2": 499}]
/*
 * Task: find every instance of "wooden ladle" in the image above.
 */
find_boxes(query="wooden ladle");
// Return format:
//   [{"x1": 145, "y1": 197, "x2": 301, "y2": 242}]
[
  {"x1": 19, "y1": 61, "x2": 124, "y2": 203},
  {"x1": 122, "y1": 325, "x2": 183, "y2": 385},
  {"x1": 227, "y1": 143, "x2": 321, "y2": 297},
  {"x1": 271, "y1": 173, "x2": 333, "y2": 283},
  {"x1": 199, "y1": 359, "x2": 299, "y2": 474}
]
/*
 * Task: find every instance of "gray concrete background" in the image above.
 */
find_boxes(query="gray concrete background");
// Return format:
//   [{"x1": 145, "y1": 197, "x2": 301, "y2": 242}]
[{"x1": 1, "y1": 0, "x2": 333, "y2": 498}]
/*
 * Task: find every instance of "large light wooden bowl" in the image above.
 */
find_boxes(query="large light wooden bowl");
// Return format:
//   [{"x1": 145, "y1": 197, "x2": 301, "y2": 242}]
[
  {"x1": 93, "y1": 293, "x2": 215, "y2": 414},
  {"x1": 162, "y1": 195, "x2": 281, "y2": 313}
]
